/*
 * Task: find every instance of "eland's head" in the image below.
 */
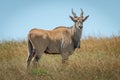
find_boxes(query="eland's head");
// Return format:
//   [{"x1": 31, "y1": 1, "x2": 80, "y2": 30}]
[{"x1": 70, "y1": 9, "x2": 89, "y2": 30}]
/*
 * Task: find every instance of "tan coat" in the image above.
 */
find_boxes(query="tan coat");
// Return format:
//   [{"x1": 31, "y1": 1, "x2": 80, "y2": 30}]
[{"x1": 28, "y1": 26, "x2": 78, "y2": 55}]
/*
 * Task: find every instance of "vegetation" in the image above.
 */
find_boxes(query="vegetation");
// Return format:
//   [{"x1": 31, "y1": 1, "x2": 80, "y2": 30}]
[{"x1": 0, "y1": 36, "x2": 120, "y2": 80}]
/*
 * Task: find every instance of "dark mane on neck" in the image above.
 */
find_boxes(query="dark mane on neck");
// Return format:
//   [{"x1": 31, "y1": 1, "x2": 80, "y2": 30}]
[{"x1": 53, "y1": 26, "x2": 73, "y2": 30}]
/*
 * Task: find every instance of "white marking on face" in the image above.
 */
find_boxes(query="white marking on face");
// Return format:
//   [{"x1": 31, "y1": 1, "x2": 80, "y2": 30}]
[{"x1": 75, "y1": 21, "x2": 83, "y2": 30}]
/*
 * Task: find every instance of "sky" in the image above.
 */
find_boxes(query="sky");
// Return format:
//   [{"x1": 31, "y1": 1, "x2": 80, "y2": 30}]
[{"x1": 0, "y1": 0, "x2": 120, "y2": 40}]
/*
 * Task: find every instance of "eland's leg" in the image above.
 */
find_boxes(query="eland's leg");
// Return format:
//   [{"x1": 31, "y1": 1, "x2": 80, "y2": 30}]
[
  {"x1": 33, "y1": 49, "x2": 44, "y2": 68},
  {"x1": 32, "y1": 39, "x2": 48, "y2": 68},
  {"x1": 61, "y1": 53, "x2": 70, "y2": 64},
  {"x1": 33, "y1": 55, "x2": 41, "y2": 67},
  {"x1": 27, "y1": 49, "x2": 35, "y2": 69}
]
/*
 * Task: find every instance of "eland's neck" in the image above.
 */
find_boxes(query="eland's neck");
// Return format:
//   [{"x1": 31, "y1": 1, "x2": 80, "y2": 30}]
[{"x1": 70, "y1": 25, "x2": 82, "y2": 40}]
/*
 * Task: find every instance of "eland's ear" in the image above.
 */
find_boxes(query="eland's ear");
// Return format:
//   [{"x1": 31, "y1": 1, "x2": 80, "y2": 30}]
[
  {"x1": 83, "y1": 15, "x2": 89, "y2": 22},
  {"x1": 69, "y1": 16, "x2": 76, "y2": 22}
]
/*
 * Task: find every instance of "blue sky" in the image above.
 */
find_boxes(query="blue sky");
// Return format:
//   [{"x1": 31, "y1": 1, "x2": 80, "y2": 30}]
[{"x1": 0, "y1": 0, "x2": 120, "y2": 40}]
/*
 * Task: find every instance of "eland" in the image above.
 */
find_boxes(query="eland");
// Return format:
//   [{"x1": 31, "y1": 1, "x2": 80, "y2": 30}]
[{"x1": 27, "y1": 9, "x2": 89, "y2": 68}]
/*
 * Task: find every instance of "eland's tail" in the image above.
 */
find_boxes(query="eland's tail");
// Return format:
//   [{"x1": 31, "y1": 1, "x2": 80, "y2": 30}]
[{"x1": 27, "y1": 35, "x2": 35, "y2": 69}]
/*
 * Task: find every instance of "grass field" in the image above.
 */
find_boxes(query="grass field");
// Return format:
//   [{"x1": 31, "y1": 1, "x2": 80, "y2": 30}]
[{"x1": 0, "y1": 36, "x2": 120, "y2": 80}]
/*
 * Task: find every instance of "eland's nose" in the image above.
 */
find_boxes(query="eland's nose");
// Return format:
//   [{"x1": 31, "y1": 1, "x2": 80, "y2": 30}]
[{"x1": 79, "y1": 26, "x2": 83, "y2": 29}]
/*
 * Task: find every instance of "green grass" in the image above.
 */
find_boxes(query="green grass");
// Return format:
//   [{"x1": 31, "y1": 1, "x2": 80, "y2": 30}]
[{"x1": 0, "y1": 36, "x2": 120, "y2": 80}]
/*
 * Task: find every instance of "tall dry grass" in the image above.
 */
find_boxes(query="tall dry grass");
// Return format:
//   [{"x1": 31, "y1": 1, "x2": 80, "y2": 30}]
[{"x1": 0, "y1": 36, "x2": 120, "y2": 80}]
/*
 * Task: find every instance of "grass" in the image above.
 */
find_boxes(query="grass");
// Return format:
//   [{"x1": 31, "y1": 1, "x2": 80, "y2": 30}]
[{"x1": 0, "y1": 36, "x2": 120, "y2": 80}]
